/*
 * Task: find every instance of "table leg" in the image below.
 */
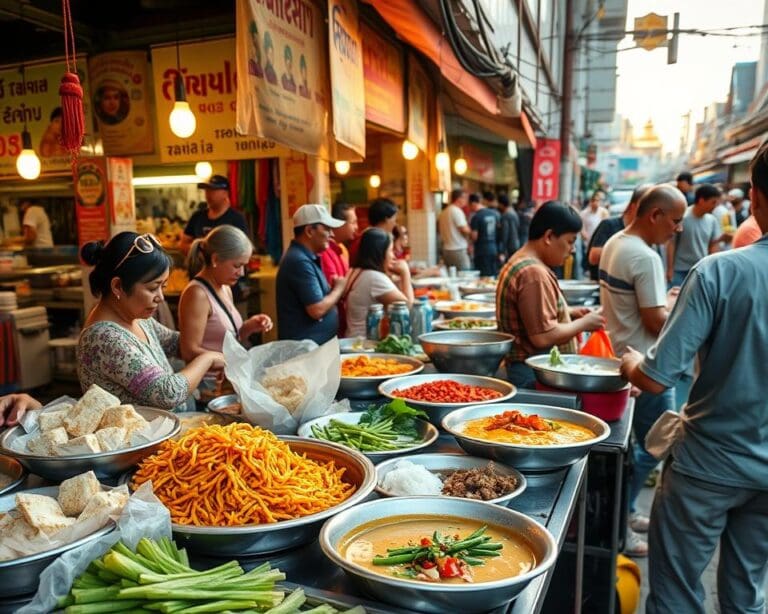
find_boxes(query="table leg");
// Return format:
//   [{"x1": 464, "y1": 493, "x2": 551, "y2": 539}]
[{"x1": 574, "y1": 471, "x2": 587, "y2": 614}]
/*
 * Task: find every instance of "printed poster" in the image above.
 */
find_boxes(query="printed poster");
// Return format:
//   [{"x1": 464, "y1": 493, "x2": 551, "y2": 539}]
[
  {"x1": 88, "y1": 51, "x2": 155, "y2": 155},
  {"x1": 74, "y1": 158, "x2": 110, "y2": 255},
  {"x1": 107, "y1": 157, "x2": 136, "y2": 235},
  {"x1": 361, "y1": 22, "x2": 404, "y2": 133},
  {"x1": 0, "y1": 57, "x2": 93, "y2": 178},
  {"x1": 407, "y1": 56, "x2": 428, "y2": 153},
  {"x1": 328, "y1": 0, "x2": 365, "y2": 157},
  {"x1": 152, "y1": 38, "x2": 289, "y2": 163},
  {"x1": 235, "y1": 0, "x2": 330, "y2": 158}
]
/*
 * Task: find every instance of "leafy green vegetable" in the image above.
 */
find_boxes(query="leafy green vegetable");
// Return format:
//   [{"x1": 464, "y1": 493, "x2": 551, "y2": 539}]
[
  {"x1": 360, "y1": 399, "x2": 428, "y2": 439},
  {"x1": 549, "y1": 346, "x2": 564, "y2": 367},
  {"x1": 375, "y1": 335, "x2": 416, "y2": 356}
]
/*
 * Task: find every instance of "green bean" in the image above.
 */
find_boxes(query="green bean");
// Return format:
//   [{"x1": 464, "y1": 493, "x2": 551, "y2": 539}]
[
  {"x1": 466, "y1": 549, "x2": 501, "y2": 557},
  {"x1": 372, "y1": 552, "x2": 422, "y2": 566}
]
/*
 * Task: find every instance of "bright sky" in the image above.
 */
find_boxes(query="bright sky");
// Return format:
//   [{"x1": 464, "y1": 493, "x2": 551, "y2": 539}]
[{"x1": 615, "y1": 0, "x2": 765, "y2": 154}]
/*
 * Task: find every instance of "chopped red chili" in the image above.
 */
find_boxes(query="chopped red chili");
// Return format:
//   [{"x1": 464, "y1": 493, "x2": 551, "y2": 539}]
[{"x1": 391, "y1": 380, "x2": 503, "y2": 404}]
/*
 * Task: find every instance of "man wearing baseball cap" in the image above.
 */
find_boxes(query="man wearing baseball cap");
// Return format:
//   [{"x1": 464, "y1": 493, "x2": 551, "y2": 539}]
[
  {"x1": 181, "y1": 174, "x2": 248, "y2": 253},
  {"x1": 276, "y1": 204, "x2": 348, "y2": 343}
]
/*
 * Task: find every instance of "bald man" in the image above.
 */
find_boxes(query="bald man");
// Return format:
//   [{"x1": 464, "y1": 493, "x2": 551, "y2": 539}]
[{"x1": 598, "y1": 185, "x2": 686, "y2": 557}]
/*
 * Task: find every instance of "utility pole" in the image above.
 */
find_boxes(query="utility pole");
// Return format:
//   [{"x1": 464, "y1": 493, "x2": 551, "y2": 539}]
[{"x1": 559, "y1": 0, "x2": 575, "y2": 203}]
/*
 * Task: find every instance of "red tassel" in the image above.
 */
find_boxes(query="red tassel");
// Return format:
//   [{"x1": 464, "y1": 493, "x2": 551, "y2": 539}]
[{"x1": 59, "y1": 71, "x2": 85, "y2": 155}]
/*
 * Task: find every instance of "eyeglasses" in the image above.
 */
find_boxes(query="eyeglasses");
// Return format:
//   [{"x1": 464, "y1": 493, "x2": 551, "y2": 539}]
[{"x1": 114, "y1": 233, "x2": 161, "y2": 271}]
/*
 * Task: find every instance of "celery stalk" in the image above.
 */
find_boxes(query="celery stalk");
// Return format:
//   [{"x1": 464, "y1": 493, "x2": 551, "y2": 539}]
[
  {"x1": 65, "y1": 600, "x2": 144, "y2": 614},
  {"x1": 103, "y1": 551, "x2": 156, "y2": 582},
  {"x1": 71, "y1": 586, "x2": 120, "y2": 604},
  {"x1": 264, "y1": 588, "x2": 306, "y2": 614},
  {"x1": 182, "y1": 600, "x2": 260, "y2": 613}
]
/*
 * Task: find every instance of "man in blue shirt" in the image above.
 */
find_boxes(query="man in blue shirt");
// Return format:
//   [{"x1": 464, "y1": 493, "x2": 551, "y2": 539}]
[
  {"x1": 621, "y1": 143, "x2": 768, "y2": 614},
  {"x1": 276, "y1": 204, "x2": 347, "y2": 344}
]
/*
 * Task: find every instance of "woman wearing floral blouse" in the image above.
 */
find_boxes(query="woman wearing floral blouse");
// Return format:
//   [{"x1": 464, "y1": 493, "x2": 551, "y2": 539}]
[{"x1": 77, "y1": 232, "x2": 225, "y2": 410}]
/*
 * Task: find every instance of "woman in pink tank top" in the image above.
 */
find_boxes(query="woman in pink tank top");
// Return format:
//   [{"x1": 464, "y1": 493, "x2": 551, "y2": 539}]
[{"x1": 178, "y1": 225, "x2": 272, "y2": 364}]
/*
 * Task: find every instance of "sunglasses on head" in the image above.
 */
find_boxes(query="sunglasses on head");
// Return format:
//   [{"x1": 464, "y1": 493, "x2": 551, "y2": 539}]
[{"x1": 114, "y1": 233, "x2": 161, "y2": 271}]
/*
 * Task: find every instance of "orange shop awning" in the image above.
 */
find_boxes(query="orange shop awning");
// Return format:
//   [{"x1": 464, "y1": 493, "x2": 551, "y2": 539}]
[{"x1": 363, "y1": 0, "x2": 536, "y2": 148}]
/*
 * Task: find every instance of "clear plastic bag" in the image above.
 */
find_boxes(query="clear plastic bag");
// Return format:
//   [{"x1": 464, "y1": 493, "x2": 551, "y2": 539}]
[{"x1": 223, "y1": 333, "x2": 343, "y2": 434}]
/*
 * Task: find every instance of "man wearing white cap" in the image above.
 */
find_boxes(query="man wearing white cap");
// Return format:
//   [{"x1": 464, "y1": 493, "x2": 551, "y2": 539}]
[
  {"x1": 728, "y1": 187, "x2": 750, "y2": 227},
  {"x1": 276, "y1": 204, "x2": 347, "y2": 344}
]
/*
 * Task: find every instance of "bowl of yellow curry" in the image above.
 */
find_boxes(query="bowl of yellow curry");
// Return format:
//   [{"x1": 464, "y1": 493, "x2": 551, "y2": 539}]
[{"x1": 441, "y1": 403, "x2": 610, "y2": 471}]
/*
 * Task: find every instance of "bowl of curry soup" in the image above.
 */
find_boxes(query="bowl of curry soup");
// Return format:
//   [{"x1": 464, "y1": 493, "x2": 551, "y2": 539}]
[
  {"x1": 319, "y1": 496, "x2": 557, "y2": 614},
  {"x1": 441, "y1": 403, "x2": 610, "y2": 472}
]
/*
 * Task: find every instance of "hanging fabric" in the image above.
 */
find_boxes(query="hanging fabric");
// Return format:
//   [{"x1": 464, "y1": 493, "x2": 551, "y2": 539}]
[
  {"x1": 265, "y1": 159, "x2": 283, "y2": 263},
  {"x1": 59, "y1": 0, "x2": 85, "y2": 160}
]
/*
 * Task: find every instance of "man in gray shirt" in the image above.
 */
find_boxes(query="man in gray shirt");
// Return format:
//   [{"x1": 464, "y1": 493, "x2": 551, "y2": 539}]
[
  {"x1": 667, "y1": 183, "x2": 722, "y2": 287},
  {"x1": 498, "y1": 194, "x2": 520, "y2": 263},
  {"x1": 621, "y1": 143, "x2": 768, "y2": 613}
]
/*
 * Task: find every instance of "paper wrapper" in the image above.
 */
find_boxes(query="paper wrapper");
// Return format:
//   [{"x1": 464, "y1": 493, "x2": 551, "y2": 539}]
[
  {"x1": 16, "y1": 482, "x2": 171, "y2": 614},
  {"x1": 224, "y1": 333, "x2": 344, "y2": 434}
]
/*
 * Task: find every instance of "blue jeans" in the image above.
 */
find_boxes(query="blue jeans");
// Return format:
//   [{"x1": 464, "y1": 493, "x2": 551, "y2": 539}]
[
  {"x1": 647, "y1": 464, "x2": 768, "y2": 614},
  {"x1": 505, "y1": 362, "x2": 537, "y2": 389},
  {"x1": 629, "y1": 387, "x2": 676, "y2": 512}
]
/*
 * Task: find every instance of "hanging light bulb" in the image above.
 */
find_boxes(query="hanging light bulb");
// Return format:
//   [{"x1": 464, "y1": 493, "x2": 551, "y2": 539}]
[
  {"x1": 402, "y1": 140, "x2": 419, "y2": 160},
  {"x1": 453, "y1": 155, "x2": 468, "y2": 176},
  {"x1": 16, "y1": 128, "x2": 40, "y2": 180},
  {"x1": 194, "y1": 161, "x2": 213, "y2": 181},
  {"x1": 435, "y1": 140, "x2": 450, "y2": 171},
  {"x1": 369, "y1": 174, "x2": 381, "y2": 188},
  {"x1": 169, "y1": 40, "x2": 196, "y2": 138},
  {"x1": 334, "y1": 160, "x2": 350, "y2": 175}
]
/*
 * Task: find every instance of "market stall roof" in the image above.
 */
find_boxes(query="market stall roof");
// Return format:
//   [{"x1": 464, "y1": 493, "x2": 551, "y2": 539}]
[
  {"x1": 364, "y1": 0, "x2": 536, "y2": 148},
  {"x1": 718, "y1": 136, "x2": 764, "y2": 166}
]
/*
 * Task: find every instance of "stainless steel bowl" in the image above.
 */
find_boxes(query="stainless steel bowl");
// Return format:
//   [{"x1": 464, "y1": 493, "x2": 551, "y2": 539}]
[
  {"x1": 0, "y1": 407, "x2": 181, "y2": 482},
  {"x1": 418, "y1": 331, "x2": 514, "y2": 377},
  {"x1": 0, "y1": 455, "x2": 25, "y2": 496},
  {"x1": 463, "y1": 292, "x2": 496, "y2": 303},
  {"x1": 375, "y1": 453, "x2": 527, "y2": 506},
  {"x1": 411, "y1": 276, "x2": 449, "y2": 289},
  {"x1": 525, "y1": 354, "x2": 626, "y2": 392},
  {"x1": 338, "y1": 353, "x2": 424, "y2": 399},
  {"x1": 206, "y1": 394, "x2": 243, "y2": 417},
  {"x1": 458, "y1": 282, "x2": 497, "y2": 296},
  {"x1": 161, "y1": 437, "x2": 376, "y2": 557},
  {"x1": 297, "y1": 412, "x2": 439, "y2": 464},
  {"x1": 319, "y1": 496, "x2": 557, "y2": 614},
  {"x1": 442, "y1": 403, "x2": 611, "y2": 471},
  {"x1": 339, "y1": 337, "x2": 378, "y2": 353},
  {"x1": 0, "y1": 486, "x2": 116, "y2": 597},
  {"x1": 433, "y1": 301, "x2": 496, "y2": 320},
  {"x1": 558, "y1": 280, "x2": 599, "y2": 304},
  {"x1": 378, "y1": 373, "x2": 516, "y2": 427},
  {"x1": 432, "y1": 317, "x2": 497, "y2": 332}
]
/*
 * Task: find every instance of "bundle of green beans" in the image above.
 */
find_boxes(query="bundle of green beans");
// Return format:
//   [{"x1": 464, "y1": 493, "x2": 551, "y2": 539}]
[
  {"x1": 310, "y1": 417, "x2": 416, "y2": 452},
  {"x1": 372, "y1": 525, "x2": 503, "y2": 567},
  {"x1": 58, "y1": 537, "x2": 365, "y2": 614}
]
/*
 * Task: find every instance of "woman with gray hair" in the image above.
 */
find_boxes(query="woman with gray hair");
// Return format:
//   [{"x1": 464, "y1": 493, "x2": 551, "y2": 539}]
[{"x1": 179, "y1": 225, "x2": 272, "y2": 363}]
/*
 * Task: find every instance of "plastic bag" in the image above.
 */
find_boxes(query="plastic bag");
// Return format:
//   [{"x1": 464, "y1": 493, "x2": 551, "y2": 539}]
[
  {"x1": 223, "y1": 333, "x2": 343, "y2": 434},
  {"x1": 17, "y1": 482, "x2": 171, "y2": 614},
  {"x1": 579, "y1": 329, "x2": 616, "y2": 358}
]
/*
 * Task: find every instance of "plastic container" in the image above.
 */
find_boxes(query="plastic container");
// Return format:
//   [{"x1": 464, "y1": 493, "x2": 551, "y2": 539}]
[{"x1": 534, "y1": 381, "x2": 630, "y2": 422}]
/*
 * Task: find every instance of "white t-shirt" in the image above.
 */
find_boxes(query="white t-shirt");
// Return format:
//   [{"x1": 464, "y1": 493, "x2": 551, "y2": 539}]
[
  {"x1": 580, "y1": 207, "x2": 607, "y2": 243},
  {"x1": 599, "y1": 232, "x2": 666, "y2": 355},
  {"x1": 344, "y1": 269, "x2": 397, "y2": 337},
  {"x1": 22, "y1": 205, "x2": 53, "y2": 247},
  {"x1": 438, "y1": 204, "x2": 468, "y2": 250}
]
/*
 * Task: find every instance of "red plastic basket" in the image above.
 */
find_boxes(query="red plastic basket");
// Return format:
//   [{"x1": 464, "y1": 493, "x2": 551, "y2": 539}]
[{"x1": 534, "y1": 381, "x2": 630, "y2": 422}]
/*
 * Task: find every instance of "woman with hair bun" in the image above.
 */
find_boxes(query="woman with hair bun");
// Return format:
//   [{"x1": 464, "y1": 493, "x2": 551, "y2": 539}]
[
  {"x1": 77, "y1": 232, "x2": 225, "y2": 411},
  {"x1": 179, "y1": 225, "x2": 272, "y2": 363}
]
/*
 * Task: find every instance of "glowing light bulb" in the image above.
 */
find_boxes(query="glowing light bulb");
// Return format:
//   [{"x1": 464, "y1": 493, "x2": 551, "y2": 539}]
[
  {"x1": 369, "y1": 174, "x2": 381, "y2": 188},
  {"x1": 195, "y1": 161, "x2": 213, "y2": 181},
  {"x1": 402, "y1": 140, "x2": 419, "y2": 160},
  {"x1": 435, "y1": 151, "x2": 450, "y2": 171},
  {"x1": 16, "y1": 130, "x2": 40, "y2": 180},
  {"x1": 334, "y1": 160, "x2": 350, "y2": 175},
  {"x1": 453, "y1": 157, "x2": 468, "y2": 175},
  {"x1": 169, "y1": 101, "x2": 196, "y2": 138}
]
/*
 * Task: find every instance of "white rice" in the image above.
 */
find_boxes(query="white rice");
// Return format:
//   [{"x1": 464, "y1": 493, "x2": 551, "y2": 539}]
[{"x1": 380, "y1": 459, "x2": 443, "y2": 496}]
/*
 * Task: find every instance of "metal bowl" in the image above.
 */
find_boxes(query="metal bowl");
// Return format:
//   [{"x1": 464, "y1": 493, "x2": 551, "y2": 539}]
[
  {"x1": 156, "y1": 437, "x2": 376, "y2": 557},
  {"x1": 455, "y1": 270, "x2": 481, "y2": 280},
  {"x1": 433, "y1": 300, "x2": 496, "y2": 320},
  {"x1": 0, "y1": 455, "x2": 25, "y2": 496},
  {"x1": 525, "y1": 354, "x2": 626, "y2": 392},
  {"x1": 378, "y1": 373, "x2": 516, "y2": 427},
  {"x1": 339, "y1": 337, "x2": 378, "y2": 353},
  {"x1": 319, "y1": 496, "x2": 557, "y2": 614},
  {"x1": 411, "y1": 276, "x2": 449, "y2": 289},
  {"x1": 0, "y1": 485, "x2": 116, "y2": 597},
  {"x1": 558, "y1": 280, "x2": 599, "y2": 304},
  {"x1": 0, "y1": 407, "x2": 181, "y2": 482},
  {"x1": 418, "y1": 331, "x2": 514, "y2": 377},
  {"x1": 206, "y1": 394, "x2": 243, "y2": 418},
  {"x1": 432, "y1": 317, "x2": 497, "y2": 332},
  {"x1": 297, "y1": 412, "x2": 439, "y2": 464},
  {"x1": 375, "y1": 453, "x2": 526, "y2": 506},
  {"x1": 442, "y1": 403, "x2": 611, "y2": 471},
  {"x1": 463, "y1": 292, "x2": 496, "y2": 303},
  {"x1": 458, "y1": 281, "x2": 497, "y2": 296},
  {"x1": 338, "y1": 353, "x2": 424, "y2": 399}
]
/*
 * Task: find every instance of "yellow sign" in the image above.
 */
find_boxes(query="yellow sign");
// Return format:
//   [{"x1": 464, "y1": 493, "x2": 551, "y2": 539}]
[
  {"x1": 0, "y1": 58, "x2": 93, "y2": 179},
  {"x1": 152, "y1": 38, "x2": 289, "y2": 163},
  {"x1": 634, "y1": 13, "x2": 668, "y2": 51}
]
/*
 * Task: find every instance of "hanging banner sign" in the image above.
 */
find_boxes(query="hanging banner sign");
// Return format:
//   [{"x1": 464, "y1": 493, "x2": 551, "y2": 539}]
[
  {"x1": 362, "y1": 23, "x2": 404, "y2": 133},
  {"x1": 532, "y1": 138, "x2": 561, "y2": 201},
  {"x1": 152, "y1": 38, "x2": 289, "y2": 163},
  {"x1": 0, "y1": 58, "x2": 93, "y2": 179},
  {"x1": 107, "y1": 157, "x2": 136, "y2": 235},
  {"x1": 407, "y1": 56, "x2": 428, "y2": 153},
  {"x1": 328, "y1": 0, "x2": 365, "y2": 157},
  {"x1": 88, "y1": 51, "x2": 155, "y2": 156},
  {"x1": 74, "y1": 158, "x2": 110, "y2": 254},
  {"x1": 235, "y1": 0, "x2": 330, "y2": 158}
]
